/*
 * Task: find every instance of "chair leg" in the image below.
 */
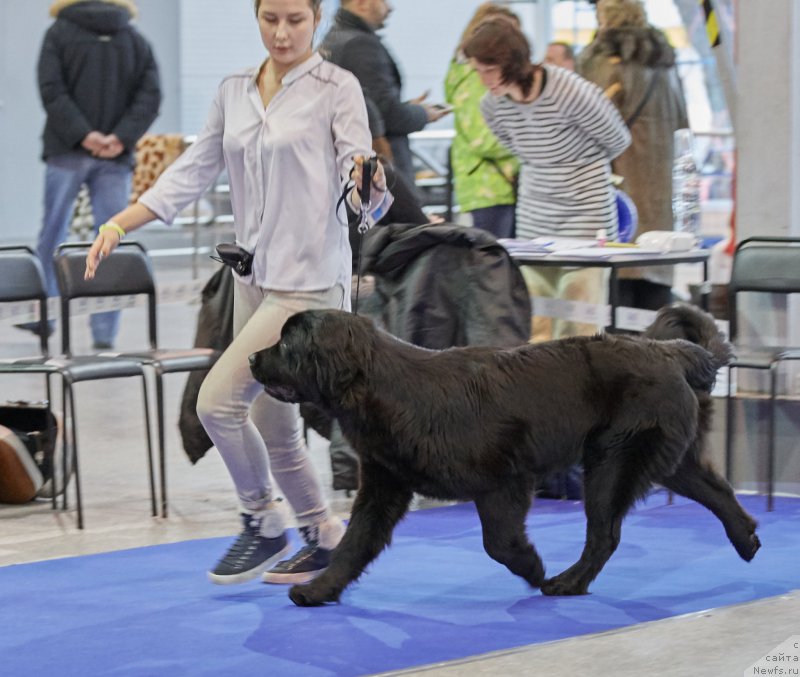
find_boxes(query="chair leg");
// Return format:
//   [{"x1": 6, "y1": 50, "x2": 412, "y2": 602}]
[
  {"x1": 767, "y1": 363, "x2": 777, "y2": 512},
  {"x1": 140, "y1": 373, "x2": 157, "y2": 518},
  {"x1": 45, "y1": 373, "x2": 56, "y2": 512},
  {"x1": 725, "y1": 365, "x2": 735, "y2": 482},
  {"x1": 65, "y1": 380, "x2": 84, "y2": 530},
  {"x1": 61, "y1": 379, "x2": 69, "y2": 512},
  {"x1": 155, "y1": 370, "x2": 168, "y2": 518}
]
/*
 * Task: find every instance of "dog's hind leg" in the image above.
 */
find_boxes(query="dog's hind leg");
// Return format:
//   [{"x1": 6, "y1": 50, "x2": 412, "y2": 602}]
[
  {"x1": 288, "y1": 462, "x2": 413, "y2": 607},
  {"x1": 541, "y1": 430, "x2": 669, "y2": 596},
  {"x1": 661, "y1": 453, "x2": 760, "y2": 561},
  {"x1": 475, "y1": 486, "x2": 545, "y2": 588}
]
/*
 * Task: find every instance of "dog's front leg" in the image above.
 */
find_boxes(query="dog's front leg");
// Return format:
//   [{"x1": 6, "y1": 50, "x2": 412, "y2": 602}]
[{"x1": 289, "y1": 463, "x2": 413, "y2": 607}]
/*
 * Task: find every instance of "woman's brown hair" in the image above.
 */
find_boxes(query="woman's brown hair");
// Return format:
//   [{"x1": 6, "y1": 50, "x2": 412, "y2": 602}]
[
  {"x1": 457, "y1": 2, "x2": 520, "y2": 54},
  {"x1": 462, "y1": 18, "x2": 537, "y2": 99}
]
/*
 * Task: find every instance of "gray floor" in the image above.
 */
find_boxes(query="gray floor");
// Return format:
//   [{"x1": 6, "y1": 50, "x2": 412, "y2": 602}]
[{"x1": 1, "y1": 249, "x2": 796, "y2": 677}]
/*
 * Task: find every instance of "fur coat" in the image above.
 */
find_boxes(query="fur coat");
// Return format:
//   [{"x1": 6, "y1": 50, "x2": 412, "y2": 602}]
[{"x1": 579, "y1": 26, "x2": 688, "y2": 285}]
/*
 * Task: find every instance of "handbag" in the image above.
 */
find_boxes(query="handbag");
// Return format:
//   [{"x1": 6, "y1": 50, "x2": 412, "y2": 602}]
[{"x1": 0, "y1": 401, "x2": 66, "y2": 501}]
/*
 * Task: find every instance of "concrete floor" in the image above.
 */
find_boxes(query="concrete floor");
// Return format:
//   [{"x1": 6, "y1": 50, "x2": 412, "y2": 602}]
[{"x1": 1, "y1": 249, "x2": 797, "y2": 677}]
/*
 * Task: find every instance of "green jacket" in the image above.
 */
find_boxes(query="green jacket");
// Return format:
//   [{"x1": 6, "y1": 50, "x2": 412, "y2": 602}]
[{"x1": 444, "y1": 58, "x2": 518, "y2": 213}]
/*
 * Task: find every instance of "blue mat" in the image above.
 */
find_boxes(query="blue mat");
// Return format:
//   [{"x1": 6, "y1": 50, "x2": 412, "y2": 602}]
[{"x1": 1, "y1": 495, "x2": 798, "y2": 676}]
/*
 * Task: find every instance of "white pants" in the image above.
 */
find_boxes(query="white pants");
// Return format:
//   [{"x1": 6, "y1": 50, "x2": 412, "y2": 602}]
[{"x1": 196, "y1": 279, "x2": 345, "y2": 524}]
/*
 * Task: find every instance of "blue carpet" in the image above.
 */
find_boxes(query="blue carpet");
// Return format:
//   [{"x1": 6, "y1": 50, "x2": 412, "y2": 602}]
[{"x1": 1, "y1": 494, "x2": 798, "y2": 676}]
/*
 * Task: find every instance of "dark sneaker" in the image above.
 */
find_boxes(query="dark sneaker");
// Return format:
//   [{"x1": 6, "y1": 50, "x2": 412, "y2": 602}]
[
  {"x1": 207, "y1": 513, "x2": 292, "y2": 585},
  {"x1": 261, "y1": 543, "x2": 332, "y2": 585}
]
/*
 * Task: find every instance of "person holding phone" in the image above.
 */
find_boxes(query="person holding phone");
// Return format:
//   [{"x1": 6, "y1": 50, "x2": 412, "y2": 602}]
[
  {"x1": 320, "y1": 0, "x2": 450, "y2": 190},
  {"x1": 84, "y1": 0, "x2": 390, "y2": 587}
]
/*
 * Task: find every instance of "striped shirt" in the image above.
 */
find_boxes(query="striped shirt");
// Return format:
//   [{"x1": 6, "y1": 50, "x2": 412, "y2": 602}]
[{"x1": 481, "y1": 65, "x2": 631, "y2": 240}]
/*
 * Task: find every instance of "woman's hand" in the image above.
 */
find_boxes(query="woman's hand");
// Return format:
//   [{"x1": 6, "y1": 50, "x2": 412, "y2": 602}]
[
  {"x1": 351, "y1": 155, "x2": 388, "y2": 210},
  {"x1": 84, "y1": 228, "x2": 122, "y2": 280}
]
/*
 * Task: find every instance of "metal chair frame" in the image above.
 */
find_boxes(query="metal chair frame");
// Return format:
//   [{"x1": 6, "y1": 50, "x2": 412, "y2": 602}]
[
  {"x1": 55, "y1": 242, "x2": 220, "y2": 518},
  {"x1": 724, "y1": 236, "x2": 800, "y2": 511},
  {"x1": 0, "y1": 245, "x2": 155, "y2": 528}
]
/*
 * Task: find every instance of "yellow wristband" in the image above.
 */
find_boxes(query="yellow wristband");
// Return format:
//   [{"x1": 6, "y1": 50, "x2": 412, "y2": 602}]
[{"x1": 99, "y1": 222, "x2": 126, "y2": 239}]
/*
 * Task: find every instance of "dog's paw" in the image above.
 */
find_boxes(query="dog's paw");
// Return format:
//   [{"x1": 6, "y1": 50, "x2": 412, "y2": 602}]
[
  {"x1": 736, "y1": 532, "x2": 761, "y2": 562},
  {"x1": 288, "y1": 581, "x2": 341, "y2": 607},
  {"x1": 541, "y1": 576, "x2": 589, "y2": 597}
]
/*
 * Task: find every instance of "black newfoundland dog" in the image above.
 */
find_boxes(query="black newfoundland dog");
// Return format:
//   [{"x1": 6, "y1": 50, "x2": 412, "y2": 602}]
[{"x1": 250, "y1": 304, "x2": 760, "y2": 607}]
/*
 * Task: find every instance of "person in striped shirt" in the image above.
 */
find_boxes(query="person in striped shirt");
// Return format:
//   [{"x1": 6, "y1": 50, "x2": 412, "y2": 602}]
[{"x1": 463, "y1": 18, "x2": 631, "y2": 339}]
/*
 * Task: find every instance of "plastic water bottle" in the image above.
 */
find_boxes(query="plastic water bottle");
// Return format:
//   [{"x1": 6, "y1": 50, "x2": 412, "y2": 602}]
[{"x1": 672, "y1": 129, "x2": 701, "y2": 237}]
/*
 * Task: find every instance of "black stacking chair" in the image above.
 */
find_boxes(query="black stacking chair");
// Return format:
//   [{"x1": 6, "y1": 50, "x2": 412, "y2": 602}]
[
  {"x1": 725, "y1": 237, "x2": 800, "y2": 511},
  {"x1": 0, "y1": 245, "x2": 154, "y2": 528},
  {"x1": 55, "y1": 242, "x2": 220, "y2": 518}
]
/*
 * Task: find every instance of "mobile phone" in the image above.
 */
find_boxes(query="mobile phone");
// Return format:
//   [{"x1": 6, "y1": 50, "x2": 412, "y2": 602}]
[{"x1": 432, "y1": 104, "x2": 453, "y2": 113}]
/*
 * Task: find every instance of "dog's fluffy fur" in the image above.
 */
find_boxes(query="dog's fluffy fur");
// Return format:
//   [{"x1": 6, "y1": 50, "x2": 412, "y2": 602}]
[{"x1": 250, "y1": 304, "x2": 760, "y2": 607}]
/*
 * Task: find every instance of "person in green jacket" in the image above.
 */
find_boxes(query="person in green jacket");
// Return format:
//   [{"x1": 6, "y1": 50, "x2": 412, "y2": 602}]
[{"x1": 445, "y1": 3, "x2": 519, "y2": 239}]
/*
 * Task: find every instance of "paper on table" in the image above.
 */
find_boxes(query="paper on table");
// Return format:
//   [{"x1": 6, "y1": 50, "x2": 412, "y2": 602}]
[
  {"x1": 500, "y1": 237, "x2": 598, "y2": 255},
  {"x1": 551, "y1": 246, "x2": 664, "y2": 258}
]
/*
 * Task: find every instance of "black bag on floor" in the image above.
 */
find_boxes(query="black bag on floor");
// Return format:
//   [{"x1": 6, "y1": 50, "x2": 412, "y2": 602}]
[{"x1": 0, "y1": 401, "x2": 63, "y2": 502}]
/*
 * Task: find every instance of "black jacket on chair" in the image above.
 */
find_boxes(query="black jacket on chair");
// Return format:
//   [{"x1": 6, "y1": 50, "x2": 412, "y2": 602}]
[{"x1": 361, "y1": 223, "x2": 532, "y2": 350}]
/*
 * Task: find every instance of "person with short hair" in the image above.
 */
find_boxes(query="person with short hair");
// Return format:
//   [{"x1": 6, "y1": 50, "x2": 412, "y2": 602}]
[
  {"x1": 463, "y1": 18, "x2": 631, "y2": 339},
  {"x1": 544, "y1": 41, "x2": 576, "y2": 71},
  {"x1": 320, "y1": 0, "x2": 450, "y2": 190}
]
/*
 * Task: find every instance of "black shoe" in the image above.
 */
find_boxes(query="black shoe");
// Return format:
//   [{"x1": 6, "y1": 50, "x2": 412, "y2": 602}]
[
  {"x1": 262, "y1": 524, "x2": 336, "y2": 585},
  {"x1": 14, "y1": 321, "x2": 54, "y2": 339},
  {"x1": 261, "y1": 543, "x2": 333, "y2": 584},
  {"x1": 207, "y1": 513, "x2": 292, "y2": 585},
  {"x1": 92, "y1": 341, "x2": 114, "y2": 351}
]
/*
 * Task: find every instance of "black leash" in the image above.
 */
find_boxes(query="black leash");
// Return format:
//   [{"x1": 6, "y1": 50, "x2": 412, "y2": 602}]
[{"x1": 352, "y1": 156, "x2": 376, "y2": 316}]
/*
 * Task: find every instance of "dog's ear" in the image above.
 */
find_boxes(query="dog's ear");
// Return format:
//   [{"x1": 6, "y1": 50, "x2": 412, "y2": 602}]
[{"x1": 310, "y1": 312, "x2": 373, "y2": 409}]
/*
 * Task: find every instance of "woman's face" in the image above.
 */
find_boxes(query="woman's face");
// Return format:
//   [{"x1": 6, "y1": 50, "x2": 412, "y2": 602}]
[
  {"x1": 470, "y1": 60, "x2": 511, "y2": 98},
  {"x1": 257, "y1": 0, "x2": 319, "y2": 71}
]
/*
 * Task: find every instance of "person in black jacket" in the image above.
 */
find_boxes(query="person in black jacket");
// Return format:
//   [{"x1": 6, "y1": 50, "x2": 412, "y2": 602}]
[
  {"x1": 22, "y1": 0, "x2": 161, "y2": 349},
  {"x1": 320, "y1": 0, "x2": 450, "y2": 189}
]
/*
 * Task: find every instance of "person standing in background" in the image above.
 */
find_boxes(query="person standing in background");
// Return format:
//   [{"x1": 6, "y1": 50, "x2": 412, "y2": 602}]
[
  {"x1": 444, "y1": 2, "x2": 520, "y2": 239},
  {"x1": 579, "y1": 0, "x2": 689, "y2": 311},
  {"x1": 23, "y1": 0, "x2": 161, "y2": 349},
  {"x1": 544, "y1": 41, "x2": 576, "y2": 71},
  {"x1": 320, "y1": 0, "x2": 450, "y2": 190},
  {"x1": 463, "y1": 18, "x2": 630, "y2": 339}
]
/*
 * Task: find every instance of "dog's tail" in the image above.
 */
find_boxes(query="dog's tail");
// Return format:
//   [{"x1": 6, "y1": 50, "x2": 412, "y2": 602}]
[{"x1": 644, "y1": 303, "x2": 733, "y2": 392}]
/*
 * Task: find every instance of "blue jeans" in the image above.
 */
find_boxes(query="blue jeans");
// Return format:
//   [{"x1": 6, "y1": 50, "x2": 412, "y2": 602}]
[
  {"x1": 38, "y1": 152, "x2": 132, "y2": 346},
  {"x1": 470, "y1": 204, "x2": 516, "y2": 239}
]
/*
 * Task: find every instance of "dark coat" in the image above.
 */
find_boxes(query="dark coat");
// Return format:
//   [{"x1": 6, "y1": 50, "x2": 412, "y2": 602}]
[
  {"x1": 360, "y1": 223, "x2": 531, "y2": 350},
  {"x1": 179, "y1": 266, "x2": 234, "y2": 464},
  {"x1": 320, "y1": 9, "x2": 428, "y2": 187},
  {"x1": 578, "y1": 26, "x2": 688, "y2": 285},
  {"x1": 38, "y1": 0, "x2": 161, "y2": 166}
]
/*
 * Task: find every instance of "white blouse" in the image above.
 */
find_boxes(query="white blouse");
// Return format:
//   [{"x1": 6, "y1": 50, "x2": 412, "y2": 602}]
[{"x1": 140, "y1": 52, "x2": 372, "y2": 291}]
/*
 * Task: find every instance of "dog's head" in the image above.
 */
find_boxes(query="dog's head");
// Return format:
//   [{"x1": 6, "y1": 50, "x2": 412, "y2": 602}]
[{"x1": 249, "y1": 309, "x2": 374, "y2": 410}]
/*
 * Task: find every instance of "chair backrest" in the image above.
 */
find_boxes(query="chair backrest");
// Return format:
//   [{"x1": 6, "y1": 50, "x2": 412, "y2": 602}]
[
  {"x1": 728, "y1": 236, "x2": 800, "y2": 341},
  {"x1": 0, "y1": 245, "x2": 49, "y2": 356},
  {"x1": 54, "y1": 241, "x2": 157, "y2": 356}
]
